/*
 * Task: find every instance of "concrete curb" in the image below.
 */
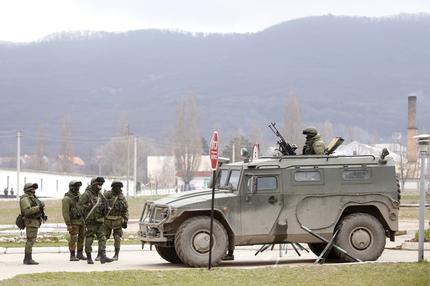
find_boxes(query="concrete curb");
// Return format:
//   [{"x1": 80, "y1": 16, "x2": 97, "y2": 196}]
[
  {"x1": 1, "y1": 244, "x2": 144, "y2": 255},
  {"x1": 401, "y1": 242, "x2": 430, "y2": 250}
]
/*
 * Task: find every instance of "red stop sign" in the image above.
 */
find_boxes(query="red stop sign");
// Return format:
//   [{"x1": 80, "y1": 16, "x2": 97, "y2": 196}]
[{"x1": 210, "y1": 131, "x2": 219, "y2": 170}]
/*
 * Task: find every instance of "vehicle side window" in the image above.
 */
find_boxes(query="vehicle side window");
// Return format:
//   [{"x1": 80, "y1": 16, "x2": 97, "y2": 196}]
[
  {"x1": 294, "y1": 171, "x2": 321, "y2": 182},
  {"x1": 218, "y1": 170, "x2": 229, "y2": 188},
  {"x1": 247, "y1": 176, "x2": 278, "y2": 193},
  {"x1": 342, "y1": 170, "x2": 370, "y2": 181},
  {"x1": 229, "y1": 170, "x2": 241, "y2": 191}
]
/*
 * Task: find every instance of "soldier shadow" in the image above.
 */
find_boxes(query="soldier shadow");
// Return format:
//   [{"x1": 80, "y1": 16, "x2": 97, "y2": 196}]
[
  {"x1": 219, "y1": 258, "x2": 316, "y2": 268},
  {"x1": 142, "y1": 258, "x2": 318, "y2": 269}
]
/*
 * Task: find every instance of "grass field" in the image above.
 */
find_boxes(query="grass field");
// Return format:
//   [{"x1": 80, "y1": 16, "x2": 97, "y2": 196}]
[
  {"x1": 0, "y1": 263, "x2": 428, "y2": 286},
  {"x1": 0, "y1": 195, "x2": 164, "y2": 225}
]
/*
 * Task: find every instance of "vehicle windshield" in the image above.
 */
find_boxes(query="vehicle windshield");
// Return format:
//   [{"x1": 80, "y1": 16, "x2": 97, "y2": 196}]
[{"x1": 217, "y1": 169, "x2": 241, "y2": 191}]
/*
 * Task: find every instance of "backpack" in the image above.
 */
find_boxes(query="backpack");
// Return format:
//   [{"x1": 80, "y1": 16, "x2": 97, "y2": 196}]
[{"x1": 16, "y1": 214, "x2": 25, "y2": 230}]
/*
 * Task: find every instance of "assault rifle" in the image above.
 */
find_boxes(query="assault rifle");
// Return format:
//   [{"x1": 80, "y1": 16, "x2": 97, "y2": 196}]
[{"x1": 268, "y1": 122, "x2": 297, "y2": 156}]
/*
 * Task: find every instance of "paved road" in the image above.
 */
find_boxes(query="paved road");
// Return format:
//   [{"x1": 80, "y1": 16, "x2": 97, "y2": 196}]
[{"x1": 1, "y1": 245, "x2": 429, "y2": 281}]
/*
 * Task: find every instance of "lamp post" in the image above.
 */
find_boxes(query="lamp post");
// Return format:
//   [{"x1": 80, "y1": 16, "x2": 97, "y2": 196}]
[{"x1": 415, "y1": 134, "x2": 430, "y2": 262}]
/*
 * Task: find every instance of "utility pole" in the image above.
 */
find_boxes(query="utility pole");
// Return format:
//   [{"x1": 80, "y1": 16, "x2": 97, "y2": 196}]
[
  {"x1": 133, "y1": 135, "x2": 137, "y2": 197},
  {"x1": 16, "y1": 130, "x2": 21, "y2": 200},
  {"x1": 415, "y1": 134, "x2": 429, "y2": 262},
  {"x1": 232, "y1": 143, "x2": 235, "y2": 163},
  {"x1": 126, "y1": 124, "x2": 130, "y2": 198}
]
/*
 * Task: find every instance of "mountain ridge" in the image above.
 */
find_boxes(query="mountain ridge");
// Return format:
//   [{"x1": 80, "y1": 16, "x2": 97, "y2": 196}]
[{"x1": 0, "y1": 14, "x2": 429, "y2": 154}]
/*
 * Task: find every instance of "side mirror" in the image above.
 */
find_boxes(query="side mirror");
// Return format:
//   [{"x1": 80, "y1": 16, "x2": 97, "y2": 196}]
[{"x1": 241, "y1": 148, "x2": 250, "y2": 162}]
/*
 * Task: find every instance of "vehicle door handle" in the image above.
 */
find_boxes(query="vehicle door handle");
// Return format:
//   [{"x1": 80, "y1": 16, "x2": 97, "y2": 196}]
[{"x1": 268, "y1": 196, "x2": 278, "y2": 204}]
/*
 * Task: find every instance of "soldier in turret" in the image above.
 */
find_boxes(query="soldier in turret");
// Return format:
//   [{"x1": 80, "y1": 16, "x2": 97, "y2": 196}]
[
  {"x1": 19, "y1": 183, "x2": 46, "y2": 265},
  {"x1": 104, "y1": 181, "x2": 129, "y2": 260},
  {"x1": 302, "y1": 127, "x2": 325, "y2": 155},
  {"x1": 78, "y1": 177, "x2": 113, "y2": 264},
  {"x1": 62, "y1": 180, "x2": 86, "y2": 261}
]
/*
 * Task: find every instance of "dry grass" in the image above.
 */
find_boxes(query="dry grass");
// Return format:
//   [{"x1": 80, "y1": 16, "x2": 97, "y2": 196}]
[{"x1": 0, "y1": 263, "x2": 429, "y2": 286}]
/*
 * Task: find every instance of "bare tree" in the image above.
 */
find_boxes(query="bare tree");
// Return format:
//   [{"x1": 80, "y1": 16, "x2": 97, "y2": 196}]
[
  {"x1": 249, "y1": 121, "x2": 265, "y2": 152},
  {"x1": 31, "y1": 124, "x2": 48, "y2": 170},
  {"x1": 59, "y1": 115, "x2": 74, "y2": 172},
  {"x1": 319, "y1": 121, "x2": 335, "y2": 143},
  {"x1": 282, "y1": 94, "x2": 304, "y2": 151},
  {"x1": 97, "y1": 118, "x2": 151, "y2": 182},
  {"x1": 172, "y1": 93, "x2": 202, "y2": 190}
]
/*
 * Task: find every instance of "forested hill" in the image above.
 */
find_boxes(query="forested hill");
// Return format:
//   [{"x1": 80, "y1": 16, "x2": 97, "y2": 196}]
[{"x1": 1, "y1": 14, "x2": 429, "y2": 146}]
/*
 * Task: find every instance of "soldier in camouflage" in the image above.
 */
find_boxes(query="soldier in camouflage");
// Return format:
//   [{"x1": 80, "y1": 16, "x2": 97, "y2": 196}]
[
  {"x1": 62, "y1": 180, "x2": 86, "y2": 261},
  {"x1": 104, "y1": 181, "x2": 129, "y2": 261},
  {"x1": 302, "y1": 127, "x2": 325, "y2": 155},
  {"x1": 78, "y1": 177, "x2": 113, "y2": 264},
  {"x1": 19, "y1": 183, "x2": 46, "y2": 265}
]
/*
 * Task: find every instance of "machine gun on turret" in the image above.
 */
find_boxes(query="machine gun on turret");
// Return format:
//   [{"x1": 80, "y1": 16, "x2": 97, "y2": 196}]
[{"x1": 268, "y1": 122, "x2": 297, "y2": 156}]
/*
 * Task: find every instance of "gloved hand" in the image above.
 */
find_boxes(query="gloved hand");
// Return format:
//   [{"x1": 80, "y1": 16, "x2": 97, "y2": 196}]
[
  {"x1": 67, "y1": 224, "x2": 73, "y2": 232},
  {"x1": 122, "y1": 221, "x2": 128, "y2": 229},
  {"x1": 39, "y1": 201, "x2": 45, "y2": 209}
]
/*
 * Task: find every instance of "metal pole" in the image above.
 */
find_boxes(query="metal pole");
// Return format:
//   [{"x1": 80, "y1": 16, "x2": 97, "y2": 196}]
[
  {"x1": 416, "y1": 135, "x2": 429, "y2": 262},
  {"x1": 418, "y1": 149, "x2": 427, "y2": 261},
  {"x1": 126, "y1": 125, "x2": 130, "y2": 198},
  {"x1": 133, "y1": 135, "x2": 137, "y2": 197},
  {"x1": 16, "y1": 130, "x2": 21, "y2": 200},
  {"x1": 208, "y1": 170, "x2": 216, "y2": 270}
]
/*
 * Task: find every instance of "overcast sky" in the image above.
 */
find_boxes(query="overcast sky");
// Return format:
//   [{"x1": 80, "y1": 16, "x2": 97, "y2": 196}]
[{"x1": 0, "y1": 0, "x2": 429, "y2": 42}]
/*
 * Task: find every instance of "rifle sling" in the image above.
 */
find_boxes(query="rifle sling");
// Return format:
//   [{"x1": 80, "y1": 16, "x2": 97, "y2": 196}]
[
  {"x1": 85, "y1": 195, "x2": 101, "y2": 221},
  {"x1": 105, "y1": 196, "x2": 118, "y2": 218}
]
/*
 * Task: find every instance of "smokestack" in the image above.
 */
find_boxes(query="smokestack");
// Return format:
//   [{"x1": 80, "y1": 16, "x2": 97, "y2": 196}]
[{"x1": 407, "y1": 96, "x2": 417, "y2": 162}]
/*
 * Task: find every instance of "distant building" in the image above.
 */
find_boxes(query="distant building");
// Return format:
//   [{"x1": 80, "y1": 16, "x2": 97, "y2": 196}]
[
  {"x1": 0, "y1": 169, "x2": 131, "y2": 198},
  {"x1": 147, "y1": 155, "x2": 212, "y2": 191}
]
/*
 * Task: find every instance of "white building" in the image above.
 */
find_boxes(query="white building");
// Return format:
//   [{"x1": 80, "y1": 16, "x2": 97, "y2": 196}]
[{"x1": 0, "y1": 169, "x2": 133, "y2": 198}]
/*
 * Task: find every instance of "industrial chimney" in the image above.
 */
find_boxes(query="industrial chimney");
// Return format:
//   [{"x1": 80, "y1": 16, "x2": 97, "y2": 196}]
[{"x1": 407, "y1": 96, "x2": 417, "y2": 162}]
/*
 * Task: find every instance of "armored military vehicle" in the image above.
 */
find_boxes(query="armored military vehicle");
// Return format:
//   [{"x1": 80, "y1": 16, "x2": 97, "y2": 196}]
[{"x1": 138, "y1": 151, "x2": 399, "y2": 267}]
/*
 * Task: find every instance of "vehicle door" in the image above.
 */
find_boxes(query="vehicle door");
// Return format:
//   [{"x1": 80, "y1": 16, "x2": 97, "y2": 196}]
[{"x1": 240, "y1": 169, "x2": 283, "y2": 236}]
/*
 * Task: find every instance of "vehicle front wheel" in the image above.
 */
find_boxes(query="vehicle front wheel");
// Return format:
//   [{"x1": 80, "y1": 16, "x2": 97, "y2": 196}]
[
  {"x1": 174, "y1": 216, "x2": 228, "y2": 267},
  {"x1": 334, "y1": 213, "x2": 386, "y2": 262},
  {"x1": 155, "y1": 245, "x2": 182, "y2": 263}
]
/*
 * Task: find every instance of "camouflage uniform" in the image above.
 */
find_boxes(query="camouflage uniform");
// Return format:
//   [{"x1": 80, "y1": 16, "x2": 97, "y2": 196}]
[
  {"x1": 104, "y1": 181, "x2": 129, "y2": 260},
  {"x1": 78, "y1": 177, "x2": 113, "y2": 264},
  {"x1": 62, "y1": 180, "x2": 86, "y2": 261},
  {"x1": 302, "y1": 127, "x2": 325, "y2": 155},
  {"x1": 19, "y1": 183, "x2": 46, "y2": 265}
]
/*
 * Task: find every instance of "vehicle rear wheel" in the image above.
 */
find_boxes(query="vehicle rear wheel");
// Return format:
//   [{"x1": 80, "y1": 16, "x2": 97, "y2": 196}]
[
  {"x1": 334, "y1": 213, "x2": 386, "y2": 262},
  {"x1": 174, "y1": 216, "x2": 228, "y2": 267},
  {"x1": 307, "y1": 243, "x2": 339, "y2": 259},
  {"x1": 155, "y1": 245, "x2": 182, "y2": 263}
]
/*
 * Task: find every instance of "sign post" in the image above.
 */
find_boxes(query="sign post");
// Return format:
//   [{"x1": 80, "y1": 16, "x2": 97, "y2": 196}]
[
  {"x1": 415, "y1": 134, "x2": 430, "y2": 262},
  {"x1": 208, "y1": 131, "x2": 219, "y2": 270}
]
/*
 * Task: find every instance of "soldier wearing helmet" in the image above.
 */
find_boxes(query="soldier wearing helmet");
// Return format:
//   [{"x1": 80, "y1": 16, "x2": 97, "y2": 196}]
[
  {"x1": 104, "y1": 181, "x2": 129, "y2": 260},
  {"x1": 62, "y1": 180, "x2": 86, "y2": 261},
  {"x1": 78, "y1": 177, "x2": 113, "y2": 264},
  {"x1": 19, "y1": 182, "x2": 46, "y2": 265},
  {"x1": 302, "y1": 127, "x2": 325, "y2": 155}
]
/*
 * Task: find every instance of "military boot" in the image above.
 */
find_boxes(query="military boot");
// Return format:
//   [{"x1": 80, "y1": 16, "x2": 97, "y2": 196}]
[
  {"x1": 23, "y1": 253, "x2": 39, "y2": 265},
  {"x1": 112, "y1": 248, "x2": 120, "y2": 261},
  {"x1": 100, "y1": 251, "x2": 114, "y2": 264},
  {"x1": 70, "y1": 250, "x2": 79, "y2": 261},
  {"x1": 76, "y1": 250, "x2": 87, "y2": 260},
  {"x1": 86, "y1": 252, "x2": 94, "y2": 264},
  {"x1": 95, "y1": 249, "x2": 101, "y2": 261}
]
